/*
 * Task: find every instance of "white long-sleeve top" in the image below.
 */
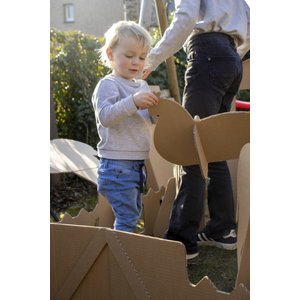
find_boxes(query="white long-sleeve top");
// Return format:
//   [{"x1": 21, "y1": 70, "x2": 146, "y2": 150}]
[
  {"x1": 145, "y1": 0, "x2": 250, "y2": 71},
  {"x1": 91, "y1": 74, "x2": 152, "y2": 160}
]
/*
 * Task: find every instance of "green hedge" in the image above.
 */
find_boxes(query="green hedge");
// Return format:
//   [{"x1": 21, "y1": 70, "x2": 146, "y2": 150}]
[{"x1": 51, "y1": 29, "x2": 108, "y2": 146}]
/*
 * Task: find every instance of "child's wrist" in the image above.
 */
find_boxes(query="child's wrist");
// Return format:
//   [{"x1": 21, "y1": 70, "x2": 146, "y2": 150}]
[{"x1": 132, "y1": 94, "x2": 139, "y2": 109}]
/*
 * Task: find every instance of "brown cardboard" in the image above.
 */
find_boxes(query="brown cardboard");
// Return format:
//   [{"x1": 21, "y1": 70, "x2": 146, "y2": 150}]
[
  {"x1": 60, "y1": 193, "x2": 114, "y2": 228},
  {"x1": 153, "y1": 177, "x2": 177, "y2": 237},
  {"x1": 229, "y1": 58, "x2": 250, "y2": 217},
  {"x1": 51, "y1": 224, "x2": 249, "y2": 299},
  {"x1": 239, "y1": 59, "x2": 250, "y2": 90},
  {"x1": 142, "y1": 187, "x2": 165, "y2": 235},
  {"x1": 235, "y1": 143, "x2": 250, "y2": 290},
  {"x1": 59, "y1": 178, "x2": 176, "y2": 239},
  {"x1": 149, "y1": 98, "x2": 197, "y2": 165},
  {"x1": 145, "y1": 133, "x2": 175, "y2": 191},
  {"x1": 149, "y1": 99, "x2": 250, "y2": 179},
  {"x1": 147, "y1": 85, "x2": 178, "y2": 191}
]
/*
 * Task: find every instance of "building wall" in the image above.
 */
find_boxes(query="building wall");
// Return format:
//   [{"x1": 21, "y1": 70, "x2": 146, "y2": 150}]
[{"x1": 50, "y1": 0, "x2": 125, "y2": 37}]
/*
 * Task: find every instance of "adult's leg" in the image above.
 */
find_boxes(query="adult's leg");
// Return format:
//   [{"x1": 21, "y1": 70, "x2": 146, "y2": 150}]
[
  {"x1": 204, "y1": 58, "x2": 243, "y2": 237},
  {"x1": 166, "y1": 33, "x2": 242, "y2": 249},
  {"x1": 165, "y1": 165, "x2": 205, "y2": 251}
]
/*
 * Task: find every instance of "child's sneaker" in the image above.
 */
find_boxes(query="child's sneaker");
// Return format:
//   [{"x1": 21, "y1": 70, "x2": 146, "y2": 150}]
[{"x1": 197, "y1": 229, "x2": 237, "y2": 250}]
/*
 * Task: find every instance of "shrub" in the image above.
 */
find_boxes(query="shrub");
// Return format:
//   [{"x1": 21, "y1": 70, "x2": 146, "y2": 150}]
[{"x1": 50, "y1": 29, "x2": 109, "y2": 146}]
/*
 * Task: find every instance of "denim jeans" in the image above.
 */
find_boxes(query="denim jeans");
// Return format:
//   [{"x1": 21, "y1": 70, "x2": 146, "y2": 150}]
[
  {"x1": 97, "y1": 158, "x2": 145, "y2": 232},
  {"x1": 165, "y1": 32, "x2": 242, "y2": 251}
]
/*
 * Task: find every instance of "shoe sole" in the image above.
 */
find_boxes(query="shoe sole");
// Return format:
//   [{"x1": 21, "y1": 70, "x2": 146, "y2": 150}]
[
  {"x1": 197, "y1": 240, "x2": 237, "y2": 250},
  {"x1": 186, "y1": 252, "x2": 199, "y2": 260}
]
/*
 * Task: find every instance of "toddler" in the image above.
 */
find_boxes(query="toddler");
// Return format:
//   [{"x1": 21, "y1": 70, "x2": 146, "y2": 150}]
[{"x1": 91, "y1": 21, "x2": 159, "y2": 232}]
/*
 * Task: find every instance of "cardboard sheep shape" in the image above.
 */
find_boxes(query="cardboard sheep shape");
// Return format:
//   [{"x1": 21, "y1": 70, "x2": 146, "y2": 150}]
[{"x1": 148, "y1": 98, "x2": 250, "y2": 179}]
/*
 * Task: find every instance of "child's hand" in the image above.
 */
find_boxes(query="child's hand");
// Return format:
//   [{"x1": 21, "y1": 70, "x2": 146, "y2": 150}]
[{"x1": 133, "y1": 92, "x2": 159, "y2": 109}]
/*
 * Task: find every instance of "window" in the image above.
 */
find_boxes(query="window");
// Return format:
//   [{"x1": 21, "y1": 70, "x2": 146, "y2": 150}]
[{"x1": 64, "y1": 3, "x2": 74, "y2": 23}]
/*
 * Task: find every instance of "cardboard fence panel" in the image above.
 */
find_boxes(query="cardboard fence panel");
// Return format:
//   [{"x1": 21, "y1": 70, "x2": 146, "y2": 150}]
[
  {"x1": 235, "y1": 143, "x2": 250, "y2": 291},
  {"x1": 51, "y1": 224, "x2": 249, "y2": 300},
  {"x1": 142, "y1": 187, "x2": 165, "y2": 236},
  {"x1": 239, "y1": 59, "x2": 250, "y2": 91},
  {"x1": 59, "y1": 178, "x2": 175, "y2": 238},
  {"x1": 153, "y1": 177, "x2": 177, "y2": 238},
  {"x1": 229, "y1": 58, "x2": 250, "y2": 217},
  {"x1": 60, "y1": 193, "x2": 114, "y2": 228}
]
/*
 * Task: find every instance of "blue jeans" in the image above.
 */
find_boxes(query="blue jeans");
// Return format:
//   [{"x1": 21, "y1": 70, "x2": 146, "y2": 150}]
[
  {"x1": 165, "y1": 32, "x2": 242, "y2": 252},
  {"x1": 97, "y1": 158, "x2": 146, "y2": 232}
]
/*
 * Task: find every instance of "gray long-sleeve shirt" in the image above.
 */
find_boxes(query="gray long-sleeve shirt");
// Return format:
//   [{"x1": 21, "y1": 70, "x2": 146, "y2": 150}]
[
  {"x1": 91, "y1": 73, "x2": 152, "y2": 160},
  {"x1": 145, "y1": 0, "x2": 250, "y2": 71}
]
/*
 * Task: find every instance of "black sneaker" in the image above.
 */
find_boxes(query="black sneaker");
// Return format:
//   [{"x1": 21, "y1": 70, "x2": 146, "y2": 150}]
[
  {"x1": 186, "y1": 249, "x2": 199, "y2": 260},
  {"x1": 165, "y1": 232, "x2": 199, "y2": 260},
  {"x1": 197, "y1": 229, "x2": 237, "y2": 250}
]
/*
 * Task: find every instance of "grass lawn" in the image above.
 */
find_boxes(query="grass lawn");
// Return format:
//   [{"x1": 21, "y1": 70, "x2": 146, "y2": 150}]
[{"x1": 187, "y1": 246, "x2": 237, "y2": 292}]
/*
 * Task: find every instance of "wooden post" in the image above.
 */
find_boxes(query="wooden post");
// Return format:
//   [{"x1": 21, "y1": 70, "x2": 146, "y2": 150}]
[{"x1": 153, "y1": 0, "x2": 181, "y2": 104}]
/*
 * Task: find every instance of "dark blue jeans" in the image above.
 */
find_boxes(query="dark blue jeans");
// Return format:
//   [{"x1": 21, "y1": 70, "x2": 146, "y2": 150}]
[{"x1": 165, "y1": 32, "x2": 243, "y2": 252}]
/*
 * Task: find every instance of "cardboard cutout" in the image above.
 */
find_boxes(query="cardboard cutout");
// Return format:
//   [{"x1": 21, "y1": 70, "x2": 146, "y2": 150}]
[{"x1": 149, "y1": 99, "x2": 250, "y2": 179}]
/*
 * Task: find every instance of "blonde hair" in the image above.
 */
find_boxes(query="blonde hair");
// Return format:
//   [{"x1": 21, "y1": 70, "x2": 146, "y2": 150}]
[{"x1": 100, "y1": 21, "x2": 152, "y2": 68}]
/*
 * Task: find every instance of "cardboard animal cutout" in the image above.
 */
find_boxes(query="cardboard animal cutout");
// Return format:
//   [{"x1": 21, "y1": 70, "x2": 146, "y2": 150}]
[{"x1": 149, "y1": 99, "x2": 250, "y2": 179}]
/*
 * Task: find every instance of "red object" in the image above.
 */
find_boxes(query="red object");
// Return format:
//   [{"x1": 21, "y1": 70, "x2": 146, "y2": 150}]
[{"x1": 235, "y1": 99, "x2": 250, "y2": 110}]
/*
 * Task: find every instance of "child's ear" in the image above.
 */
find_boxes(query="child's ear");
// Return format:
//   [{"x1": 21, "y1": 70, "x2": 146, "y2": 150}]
[{"x1": 106, "y1": 47, "x2": 113, "y2": 61}]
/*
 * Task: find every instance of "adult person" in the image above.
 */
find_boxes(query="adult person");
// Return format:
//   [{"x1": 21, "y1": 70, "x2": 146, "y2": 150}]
[{"x1": 143, "y1": 0, "x2": 250, "y2": 259}]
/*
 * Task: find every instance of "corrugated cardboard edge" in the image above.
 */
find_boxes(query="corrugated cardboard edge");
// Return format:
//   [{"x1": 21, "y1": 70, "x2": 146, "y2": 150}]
[
  {"x1": 142, "y1": 187, "x2": 165, "y2": 236},
  {"x1": 153, "y1": 177, "x2": 177, "y2": 238},
  {"x1": 51, "y1": 224, "x2": 250, "y2": 299},
  {"x1": 59, "y1": 193, "x2": 114, "y2": 228},
  {"x1": 235, "y1": 143, "x2": 250, "y2": 290}
]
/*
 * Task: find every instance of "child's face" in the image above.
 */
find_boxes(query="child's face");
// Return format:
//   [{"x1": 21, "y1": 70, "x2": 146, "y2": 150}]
[{"x1": 107, "y1": 36, "x2": 149, "y2": 80}]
